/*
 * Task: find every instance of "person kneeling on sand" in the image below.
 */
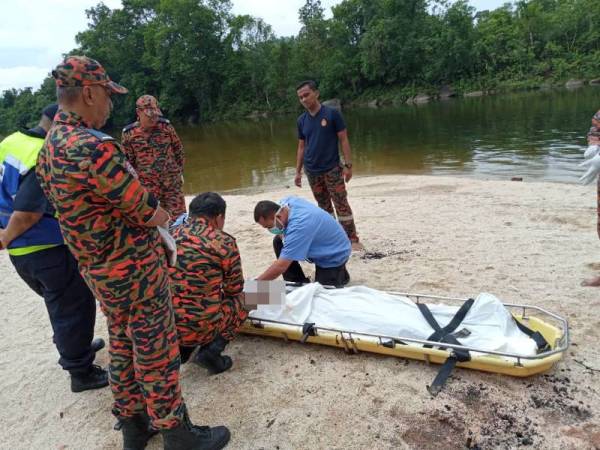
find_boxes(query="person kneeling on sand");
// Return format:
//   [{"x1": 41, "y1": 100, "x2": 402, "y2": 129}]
[
  {"x1": 253, "y1": 196, "x2": 351, "y2": 287},
  {"x1": 170, "y1": 192, "x2": 248, "y2": 373}
]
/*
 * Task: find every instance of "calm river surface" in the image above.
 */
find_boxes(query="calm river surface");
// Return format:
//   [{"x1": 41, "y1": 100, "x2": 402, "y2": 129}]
[{"x1": 172, "y1": 87, "x2": 600, "y2": 194}]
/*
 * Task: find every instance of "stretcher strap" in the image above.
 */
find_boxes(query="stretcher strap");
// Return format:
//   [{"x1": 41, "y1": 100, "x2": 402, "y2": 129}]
[
  {"x1": 417, "y1": 298, "x2": 474, "y2": 351},
  {"x1": 513, "y1": 317, "x2": 550, "y2": 352},
  {"x1": 428, "y1": 356, "x2": 458, "y2": 396},
  {"x1": 300, "y1": 322, "x2": 317, "y2": 344},
  {"x1": 416, "y1": 299, "x2": 475, "y2": 396}
]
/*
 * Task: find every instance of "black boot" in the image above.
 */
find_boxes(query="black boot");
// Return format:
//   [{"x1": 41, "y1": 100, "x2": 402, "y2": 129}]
[
  {"x1": 114, "y1": 411, "x2": 159, "y2": 450},
  {"x1": 70, "y1": 364, "x2": 109, "y2": 393},
  {"x1": 193, "y1": 336, "x2": 232, "y2": 375},
  {"x1": 91, "y1": 337, "x2": 105, "y2": 353},
  {"x1": 161, "y1": 407, "x2": 230, "y2": 450},
  {"x1": 179, "y1": 345, "x2": 197, "y2": 364}
]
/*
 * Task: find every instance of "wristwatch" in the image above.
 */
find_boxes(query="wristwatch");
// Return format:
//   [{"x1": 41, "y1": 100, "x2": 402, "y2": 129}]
[{"x1": 344, "y1": 162, "x2": 353, "y2": 169}]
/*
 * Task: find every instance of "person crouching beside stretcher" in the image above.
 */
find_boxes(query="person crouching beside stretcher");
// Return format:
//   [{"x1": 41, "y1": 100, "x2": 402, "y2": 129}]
[
  {"x1": 254, "y1": 196, "x2": 351, "y2": 287},
  {"x1": 169, "y1": 192, "x2": 248, "y2": 373}
]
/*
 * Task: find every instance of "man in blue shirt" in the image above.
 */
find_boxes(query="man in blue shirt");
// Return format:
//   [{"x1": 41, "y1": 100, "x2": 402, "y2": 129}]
[
  {"x1": 0, "y1": 104, "x2": 108, "y2": 393},
  {"x1": 294, "y1": 80, "x2": 361, "y2": 249},
  {"x1": 253, "y1": 196, "x2": 351, "y2": 287}
]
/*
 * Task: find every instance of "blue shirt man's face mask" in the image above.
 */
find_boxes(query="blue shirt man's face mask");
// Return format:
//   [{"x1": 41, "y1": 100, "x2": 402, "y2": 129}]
[{"x1": 269, "y1": 207, "x2": 285, "y2": 235}]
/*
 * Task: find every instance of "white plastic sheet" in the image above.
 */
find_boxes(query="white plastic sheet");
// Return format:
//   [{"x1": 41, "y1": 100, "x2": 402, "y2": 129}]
[{"x1": 250, "y1": 284, "x2": 538, "y2": 356}]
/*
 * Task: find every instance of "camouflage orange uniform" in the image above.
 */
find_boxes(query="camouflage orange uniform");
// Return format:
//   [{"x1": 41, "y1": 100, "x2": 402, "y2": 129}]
[
  {"x1": 122, "y1": 103, "x2": 186, "y2": 218},
  {"x1": 306, "y1": 165, "x2": 358, "y2": 242},
  {"x1": 169, "y1": 216, "x2": 247, "y2": 346},
  {"x1": 37, "y1": 108, "x2": 184, "y2": 428}
]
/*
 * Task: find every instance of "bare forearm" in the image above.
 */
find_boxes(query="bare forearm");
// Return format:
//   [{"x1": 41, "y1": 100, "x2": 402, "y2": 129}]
[
  {"x1": 1, "y1": 211, "x2": 43, "y2": 247},
  {"x1": 257, "y1": 258, "x2": 292, "y2": 281},
  {"x1": 296, "y1": 142, "x2": 305, "y2": 173},
  {"x1": 340, "y1": 138, "x2": 352, "y2": 164}
]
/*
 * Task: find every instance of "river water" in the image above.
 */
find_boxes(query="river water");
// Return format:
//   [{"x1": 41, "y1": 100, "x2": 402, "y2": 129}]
[{"x1": 172, "y1": 87, "x2": 600, "y2": 194}]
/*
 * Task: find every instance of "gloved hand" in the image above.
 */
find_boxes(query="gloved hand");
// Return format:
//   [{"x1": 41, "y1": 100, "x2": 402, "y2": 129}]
[
  {"x1": 579, "y1": 153, "x2": 600, "y2": 185},
  {"x1": 584, "y1": 144, "x2": 599, "y2": 160}
]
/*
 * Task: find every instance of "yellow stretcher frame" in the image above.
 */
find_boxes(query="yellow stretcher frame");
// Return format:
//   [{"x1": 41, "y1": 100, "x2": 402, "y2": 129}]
[{"x1": 240, "y1": 292, "x2": 569, "y2": 377}]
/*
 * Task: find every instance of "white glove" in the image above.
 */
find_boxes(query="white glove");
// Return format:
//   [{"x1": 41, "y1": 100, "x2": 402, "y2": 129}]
[
  {"x1": 584, "y1": 145, "x2": 599, "y2": 160},
  {"x1": 158, "y1": 226, "x2": 177, "y2": 267},
  {"x1": 579, "y1": 153, "x2": 600, "y2": 185}
]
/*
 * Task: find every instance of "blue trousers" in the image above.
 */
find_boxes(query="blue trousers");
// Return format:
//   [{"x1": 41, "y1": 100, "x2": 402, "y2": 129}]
[{"x1": 10, "y1": 245, "x2": 97, "y2": 375}]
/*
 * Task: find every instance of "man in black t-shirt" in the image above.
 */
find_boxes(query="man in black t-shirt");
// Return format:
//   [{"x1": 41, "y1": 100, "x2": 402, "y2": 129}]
[
  {"x1": 0, "y1": 104, "x2": 108, "y2": 393},
  {"x1": 294, "y1": 80, "x2": 361, "y2": 248}
]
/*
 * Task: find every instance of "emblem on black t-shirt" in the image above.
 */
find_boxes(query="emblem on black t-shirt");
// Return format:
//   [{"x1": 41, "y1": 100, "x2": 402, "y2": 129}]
[{"x1": 321, "y1": 118, "x2": 328, "y2": 127}]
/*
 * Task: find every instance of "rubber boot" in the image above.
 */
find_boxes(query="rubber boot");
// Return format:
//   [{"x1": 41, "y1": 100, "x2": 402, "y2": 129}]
[
  {"x1": 161, "y1": 407, "x2": 230, "y2": 450},
  {"x1": 193, "y1": 336, "x2": 232, "y2": 375},
  {"x1": 114, "y1": 411, "x2": 159, "y2": 450}
]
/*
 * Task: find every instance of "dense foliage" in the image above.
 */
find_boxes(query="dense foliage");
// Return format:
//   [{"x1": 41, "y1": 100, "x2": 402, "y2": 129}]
[{"x1": 1, "y1": 0, "x2": 599, "y2": 133}]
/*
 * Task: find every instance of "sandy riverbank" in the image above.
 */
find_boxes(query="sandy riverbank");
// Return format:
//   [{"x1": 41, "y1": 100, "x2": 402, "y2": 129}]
[{"x1": 1, "y1": 174, "x2": 599, "y2": 449}]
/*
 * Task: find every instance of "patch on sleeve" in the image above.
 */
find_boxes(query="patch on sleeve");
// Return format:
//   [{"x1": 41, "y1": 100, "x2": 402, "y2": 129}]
[{"x1": 124, "y1": 160, "x2": 139, "y2": 178}]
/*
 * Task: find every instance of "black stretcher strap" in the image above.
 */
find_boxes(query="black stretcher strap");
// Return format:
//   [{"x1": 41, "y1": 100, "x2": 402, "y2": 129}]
[
  {"x1": 428, "y1": 356, "x2": 458, "y2": 396},
  {"x1": 513, "y1": 317, "x2": 550, "y2": 352},
  {"x1": 416, "y1": 299, "x2": 475, "y2": 396},
  {"x1": 300, "y1": 322, "x2": 317, "y2": 344},
  {"x1": 417, "y1": 298, "x2": 474, "y2": 349}
]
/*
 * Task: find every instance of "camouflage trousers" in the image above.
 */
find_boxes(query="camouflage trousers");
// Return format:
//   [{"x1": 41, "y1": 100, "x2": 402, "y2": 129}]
[
  {"x1": 101, "y1": 281, "x2": 184, "y2": 429},
  {"x1": 175, "y1": 294, "x2": 248, "y2": 347},
  {"x1": 160, "y1": 175, "x2": 186, "y2": 219},
  {"x1": 307, "y1": 165, "x2": 359, "y2": 242}
]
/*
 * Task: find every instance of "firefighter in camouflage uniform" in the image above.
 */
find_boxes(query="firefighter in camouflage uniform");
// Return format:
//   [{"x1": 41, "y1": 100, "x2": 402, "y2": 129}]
[
  {"x1": 169, "y1": 192, "x2": 247, "y2": 374},
  {"x1": 36, "y1": 55, "x2": 230, "y2": 450},
  {"x1": 122, "y1": 95, "x2": 186, "y2": 219}
]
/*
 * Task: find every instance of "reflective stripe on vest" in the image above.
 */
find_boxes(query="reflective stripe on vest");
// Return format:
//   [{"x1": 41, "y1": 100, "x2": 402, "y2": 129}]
[{"x1": 0, "y1": 131, "x2": 63, "y2": 255}]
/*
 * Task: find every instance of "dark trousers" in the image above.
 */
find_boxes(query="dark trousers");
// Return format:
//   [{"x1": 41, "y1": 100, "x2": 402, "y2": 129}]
[
  {"x1": 273, "y1": 236, "x2": 350, "y2": 287},
  {"x1": 10, "y1": 245, "x2": 97, "y2": 375}
]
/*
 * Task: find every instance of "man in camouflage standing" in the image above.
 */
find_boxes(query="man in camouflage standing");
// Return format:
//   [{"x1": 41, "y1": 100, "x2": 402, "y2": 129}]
[
  {"x1": 169, "y1": 192, "x2": 247, "y2": 373},
  {"x1": 37, "y1": 56, "x2": 229, "y2": 450},
  {"x1": 293, "y1": 80, "x2": 362, "y2": 250},
  {"x1": 122, "y1": 95, "x2": 186, "y2": 219}
]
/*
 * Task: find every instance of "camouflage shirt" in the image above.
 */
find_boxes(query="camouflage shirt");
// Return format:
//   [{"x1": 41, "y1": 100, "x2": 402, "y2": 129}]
[
  {"x1": 169, "y1": 216, "x2": 247, "y2": 345},
  {"x1": 121, "y1": 118, "x2": 184, "y2": 196},
  {"x1": 36, "y1": 109, "x2": 168, "y2": 312}
]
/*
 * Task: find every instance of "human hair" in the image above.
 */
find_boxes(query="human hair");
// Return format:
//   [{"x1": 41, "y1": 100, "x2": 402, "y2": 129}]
[
  {"x1": 56, "y1": 86, "x2": 82, "y2": 105},
  {"x1": 296, "y1": 80, "x2": 318, "y2": 92},
  {"x1": 189, "y1": 192, "x2": 226, "y2": 218},
  {"x1": 253, "y1": 200, "x2": 280, "y2": 222}
]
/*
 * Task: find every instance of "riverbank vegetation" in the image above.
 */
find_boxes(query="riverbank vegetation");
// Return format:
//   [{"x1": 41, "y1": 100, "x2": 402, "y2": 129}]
[{"x1": 1, "y1": 0, "x2": 599, "y2": 133}]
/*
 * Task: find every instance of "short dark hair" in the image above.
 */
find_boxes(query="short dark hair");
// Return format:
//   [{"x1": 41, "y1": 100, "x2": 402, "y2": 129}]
[
  {"x1": 189, "y1": 192, "x2": 226, "y2": 218},
  {"x1": 254, "y1": 200, "x2": 279, "y2": 222},
  {"x1": 296, "y1": 80, "x2": 318, "y2": 92}
]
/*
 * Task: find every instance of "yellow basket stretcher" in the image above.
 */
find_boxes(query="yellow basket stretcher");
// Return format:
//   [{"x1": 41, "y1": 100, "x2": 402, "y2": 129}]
[{"x1": 240, "y1": 291, "x2": 569, "y2": 394}]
